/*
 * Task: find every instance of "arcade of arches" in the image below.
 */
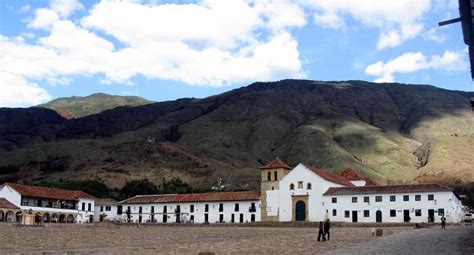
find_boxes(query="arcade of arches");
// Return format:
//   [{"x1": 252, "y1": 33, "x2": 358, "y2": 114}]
[{"x1": 0, "y1": 209, "x2": 79, "y2": 224}]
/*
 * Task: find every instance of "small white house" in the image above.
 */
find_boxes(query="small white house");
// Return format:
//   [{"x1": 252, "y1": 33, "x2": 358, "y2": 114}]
[
  {"x1": 94, "y1": 198, "x2": 122, "y2": 222},
  {"x1": 0, "y1": 183, "x2": 95, "y2": 224},
  {"x1": 119, "y1": 191, "x2": 261, "y2": 224}
]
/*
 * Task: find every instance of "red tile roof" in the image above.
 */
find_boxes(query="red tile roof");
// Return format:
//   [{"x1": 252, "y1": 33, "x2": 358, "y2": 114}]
[
  {"x1": 305, "y1": 165, "x2": 354, "y2": 187},
  {"x1": 119, "y1": 191, "x2": 261, "y2": 204},
  {"x1": 260, "y1": 158, "x2": 291, "y2": 170},
  {"x1": 0, "y1": 198, "x2": 19, "y2": 210},
  {"x1": 6, "y1": 183, "x2": 96, "y2": 201},
  {"x1": 339, "y1": 168, "x2": 378, "y2": 186},
  {"x1": 323, "y1": 183, "x2": 453, "y2": 196}
]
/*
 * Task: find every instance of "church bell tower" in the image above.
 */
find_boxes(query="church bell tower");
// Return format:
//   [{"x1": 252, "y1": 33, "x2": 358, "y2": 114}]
[{"x1": 260, "y1": 157, "x2": 292, "y2": 221}]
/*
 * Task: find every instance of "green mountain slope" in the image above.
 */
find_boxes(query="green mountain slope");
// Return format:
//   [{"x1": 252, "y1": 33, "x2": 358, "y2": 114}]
[
  {"x1": 1, "y1": 80, "x2": 473, "y2": 191},
  {"x1": 37, "y1": 93, "x2": 153, "y2": 119}
]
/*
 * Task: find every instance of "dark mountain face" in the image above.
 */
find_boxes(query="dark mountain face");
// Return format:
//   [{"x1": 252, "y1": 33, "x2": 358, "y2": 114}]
[{"x1": 0, "y1": 80, "x2": 473, "y2": 190}]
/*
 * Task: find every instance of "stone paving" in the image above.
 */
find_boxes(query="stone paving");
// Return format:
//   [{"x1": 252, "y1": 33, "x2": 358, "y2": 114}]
[
  {"x1": 0, "y1": 223, "x2": 471, "y2": 254},
  {"x1": 327, "y1": 225, "x2": 474, "y2": 255}
]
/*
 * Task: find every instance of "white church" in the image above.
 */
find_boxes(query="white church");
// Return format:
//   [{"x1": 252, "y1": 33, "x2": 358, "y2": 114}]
[
  {"x1": 259, "y1": 158, "x2": 465, "y2": 224},
  {"x1": 0, "y1": 158, "x2": 467, "y2": 224}
]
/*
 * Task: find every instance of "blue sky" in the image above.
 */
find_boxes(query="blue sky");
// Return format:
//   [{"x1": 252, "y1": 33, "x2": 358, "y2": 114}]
[{"x1": 0, "y1": 0, "x2": 472, "y2": 107}]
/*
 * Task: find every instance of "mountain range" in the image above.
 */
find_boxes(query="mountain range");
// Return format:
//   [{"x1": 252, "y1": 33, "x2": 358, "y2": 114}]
[{"x1": 0, "y1": 80, "x2": 473, "y2": 192}]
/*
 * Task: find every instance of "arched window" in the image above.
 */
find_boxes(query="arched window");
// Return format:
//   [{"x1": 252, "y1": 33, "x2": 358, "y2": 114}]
[
  {"x1": 274, "y1": 171, "x2": 278, "y2": 180},
  {"x1": 290, "y1": 183, "x2": 295, "y2": 190},
  {"x1": 332, "y1": 209, "x2": 337, "y2": 216},
  {"x1": 307, "y1": 183, "x2": 312, "y2": 190},
  {"x1": 267, "y1": 171, "x2": 271, "y2": 181}
]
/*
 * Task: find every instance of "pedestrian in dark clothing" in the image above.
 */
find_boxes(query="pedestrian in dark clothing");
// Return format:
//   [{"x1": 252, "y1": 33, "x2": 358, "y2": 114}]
[
  {"x1": 441, "y1": 216, "x2": 446, "y2": 229},
  {"x1": 317, "y1": 221, "x2": 326, "y2": 241},
  {"x1": 324, "y1": 219, "x2": 331, "y2": 241}
]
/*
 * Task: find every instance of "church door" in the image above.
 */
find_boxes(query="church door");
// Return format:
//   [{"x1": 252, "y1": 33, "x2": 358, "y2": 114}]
[
  {"x1": 376, "y1": 210, "x2": 382, "y2": 222},
  {"x1": 295, "y1": 201, "x2": 306, "y2": 221}
]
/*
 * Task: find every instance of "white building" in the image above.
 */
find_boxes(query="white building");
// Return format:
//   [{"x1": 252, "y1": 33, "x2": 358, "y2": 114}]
[
  {"x1": 0, "y1": 183, "x2": 95, "y2": 224},
  {"x1": 94, "y1": 198, "x2": 122, "y2": 222},
  {"x1": 260, "y1": 159, "x2": 465, "y2": 223},
  {"x1": 118, "y1": 191, "x2": 260, "y2": 224}
]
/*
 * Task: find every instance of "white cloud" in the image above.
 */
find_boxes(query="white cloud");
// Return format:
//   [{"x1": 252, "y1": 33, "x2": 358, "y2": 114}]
[
  {"x1": 0, "y1": 72, "x2": 51, "y2": 107},
  {"x1": 50, "y1": 0, "x2": 83, "y2": 17},
  {"x1": 422, "y1": 28, "x2": 446, "y2": 43},
  {"x1": 307, "y1": 0, "x2": 431, "y2": 49},
  {"x1": 0, "y1": 0, "x2": 307, "y2": 106},
  {"x1": 19, "y1": 5, "x2": 31, "y2": 13},
  {"x1": 365, "y1": 50, "x2": 467, "y2": 82}
]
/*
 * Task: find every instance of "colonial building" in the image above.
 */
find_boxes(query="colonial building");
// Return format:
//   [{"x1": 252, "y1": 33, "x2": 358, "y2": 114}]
[
  {"x1": 0, "y1": 183, "x2": 95, "y2": 224},
  {"x1": 260, "y1": 159, "x2": 465, "y2": 223},
  {"x1": 94, "y1": 198, "x2": 121, "y2": 222},
  {"x1": 117, "y1": 191, "x2": 260, "y2": 224}
]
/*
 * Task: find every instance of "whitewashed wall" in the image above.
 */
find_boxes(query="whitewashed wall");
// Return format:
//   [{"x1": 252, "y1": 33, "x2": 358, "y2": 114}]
[
  {"x1": 94, "y1": 204, "x2": 121, "y2": 222},
  {"x1": 121, "y1": 200, "x2": 260, "y2": 224},
  {"x1": 323, "y1": 191, "x2": 464, "y2": 223},
  {"x1": 278, "y1": 164, "x2": 344, "y2": 222}
]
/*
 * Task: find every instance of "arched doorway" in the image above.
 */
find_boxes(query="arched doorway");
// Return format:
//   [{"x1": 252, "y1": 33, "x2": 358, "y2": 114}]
[
  {"x1": 15, "y1": 211, "x2": 23, "y2": 223},
  {"x1": 376, "y1": 210, "x2": 382, "y2": 222},
  {"x1": 6, "y1": 211, "x2": 15, "y2": 222},
  {"x1": 43, "y1": 213, "x2": 50, "y2": 223},
  {"x1": 59, "y1": 214, "x2": 66, "y2": 223},
  {"x1": 34, "y1": 212, "x2": 42, "y2": 224},
  {"x1": 0, "y1": 210, "x2": 4, "y2": 222},
  {"x1": 295, "y1": 201, "x2": 306, "y2": 221},
  {"x1": 51, "y1": 213, "x2": 58, "y2": 223},
  {"x1": 66, "y1": 214, "x2": 74, "y2": 223}
]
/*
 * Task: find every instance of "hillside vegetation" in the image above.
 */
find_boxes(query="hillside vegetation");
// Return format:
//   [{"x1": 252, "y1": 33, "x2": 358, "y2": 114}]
[
  {"x1": 0, "y1": 80, "x2": 473, "y2": 192},
  {"x1": 37, "y1": 93, "x2": 153, "y2": 119}
]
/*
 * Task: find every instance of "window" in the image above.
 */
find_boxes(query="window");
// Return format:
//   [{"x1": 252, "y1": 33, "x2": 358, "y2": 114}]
[
  {"x1": 139, "y1": 206, "x2": 142, "y2": 213},
  {"x1": 82, "y1": 202, "x2": 85, "y2": 211},
  {"x1": 364, "y1": 196, "x2": 369, "y2": 203},
  {"x1": 438, "y1": 208, "x2": 444, "y2": 216},
  {"x1": 307, "y1": 183, "x2": 312, "y2": 190},
  {"x1": 274, "y1": 171, "x2": 278, "y2": 180},
  {"x1": 332, "y1": 197, "x2": 337, "y2": 203},
  {"x1": 390, "y1": 195, "x2": 396, "y2": 202},
  {"x1": 352, "y1": 197, "x2": 358, "y2": 203},
  {"x1": 235, "y1": 203, "x2": 239, "y2": 212},
  {"x1": 250, "y1": 202, "x2": 256, "y2": 212},
  {"x1": 364, "y1": 210, "x2": 369, "y2": 217},
  {"x1": 415, "y1": 209, "x2": 421, "y2": 216},
  {"x1": 290, "y1": 183, "x2": 295, "y2": 190},
  {"x1": 100, "y1": 206, "x2": 104, "y2": 212},
  {"x1": 219, "y1": 203, "x2": 223, "y2": 212},
  {"x1": 332, "y1": 209, "x2": 337, "y2": 216},
  {"x1": 390, "y1": 210, "x2": 396, "y2": 217},
  {"x1": 163, "y1": 206, "x2": 167, "y2": 213},
  {"x1": 105, "y1": 206, "x2": 111, "y2": 211},
  {"x1": 403, "y1": 195, "x2": 409, "y2": 201},
  {"x1": 415, "y1": 195, "x2": 421, "y2": 201},
  {"x1": 151, "y1": 206, "x2": 154, "y2": 213},
  {"x1": 344, "y1": 211, "x2": 350, "y2": 218},
  {"x1": 267, "y1": 172, "x2": 271, "y2": 181},
  {"x1": 117, "y1": 205, "x2": 123, "y2": 215},
  {"x1": 88, "y1": 203, "x2": 91, "y2": 211},
  {"x1": 428, "y1": 194, "x2": 434, "y2": 201},
  {"x1": 375, "y1": 196, "x2": 382, "y2": 202},
  {"x1": 298, "y1": 181, "x2": 303, "y2": 189},
  {"x1": 205, "y1": 204, "x2": 209, "y2": 212},
  {"x1": 190, "y1": 205, "x2": 194, "y2": 213}
]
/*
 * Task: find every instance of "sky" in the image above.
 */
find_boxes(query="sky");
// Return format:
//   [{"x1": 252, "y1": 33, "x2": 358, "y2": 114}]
[{"x1": 0, "y1": 0, "x2": 473, "y2": 107}]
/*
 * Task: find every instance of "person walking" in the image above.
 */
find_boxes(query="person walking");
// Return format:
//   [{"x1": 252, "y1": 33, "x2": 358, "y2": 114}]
[
  {"x1": 324, "y1": 219, "x2": 331, "y2": 241},
  {"x1": 317, "y1": 221, "x2": 326, "y2": 241},
  {"x1": 441, "y1": 215, "x2": 446, "y2": 229}
]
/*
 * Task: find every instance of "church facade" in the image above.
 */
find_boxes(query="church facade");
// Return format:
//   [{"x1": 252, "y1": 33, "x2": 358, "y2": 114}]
[{"x1": 260, "y1": 158, "x2": 465, "y2": 223}]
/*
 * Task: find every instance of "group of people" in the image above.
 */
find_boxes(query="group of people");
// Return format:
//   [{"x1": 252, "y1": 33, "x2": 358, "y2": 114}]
[{"x1": 317, "y1": 219, "x2": 330, "y2": 241}]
